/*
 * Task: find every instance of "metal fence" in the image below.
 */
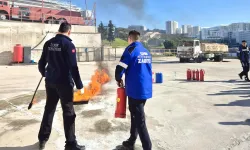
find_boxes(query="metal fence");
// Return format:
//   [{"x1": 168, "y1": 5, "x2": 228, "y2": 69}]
[
  {"x1": 149, "y1": 48, "x2": 240, "y2": 59},
  {"x1": 32, "y1": 47, "x2": 116, "y2": 63},
  {"x1": 103, "y1": 47, "x2": 117, "y2": 61},
  {"x1": 150, "y1": 49, "x2": 177, "y2": 57},
  {"x1": 76, "y1": 47, "x2": 116, "y2": 62}
]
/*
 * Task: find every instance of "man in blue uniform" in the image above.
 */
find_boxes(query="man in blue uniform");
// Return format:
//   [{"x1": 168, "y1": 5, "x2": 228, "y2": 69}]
[
  {"x1": 38, "y1": 22, "x2": 85, "y2": 150},
  {"x1": 115, "y1": 30, "x2": 152, "y2": 150},
  {"x1": 238, "y1": 40, "x2": 250, "y2": 81}
]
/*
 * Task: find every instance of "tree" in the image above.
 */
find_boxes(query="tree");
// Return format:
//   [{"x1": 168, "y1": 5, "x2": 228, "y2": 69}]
[
  {"x1": 107, "y1": 20, "x2": 115, "y2": 42},
  {"x1": 98, "y1": 22, "x2": 107, "y2": 41},
  {"x1": 148, "y1": 38, "x2": 162, "y2": 47},
  {"x1": 142, "y1": 42, "x2": 150, "y2": 50},
  {"x1": 160, "y1": 34, "x2": 194, "y2": 49},
  {"x1": 163, "y1": 40, "x2": 175, "y2": 49},
  {"x1": 115, "y1": 27, "x2": 130, "y2": 41}
]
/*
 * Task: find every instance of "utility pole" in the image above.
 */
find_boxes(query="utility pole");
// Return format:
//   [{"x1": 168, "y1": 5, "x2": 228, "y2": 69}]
[
  {"x1": 85, "y1": 0, "x2": 88, "y2": 25},
  {"x1": 69, "y1": 0, "x2": 71, "y2": 24},
  {"x1": 94, "y1": 3, "x2": 96, "y2": 32},
  {"x1": 42, "y1": 0, "x2": 44, "y2": 23}
]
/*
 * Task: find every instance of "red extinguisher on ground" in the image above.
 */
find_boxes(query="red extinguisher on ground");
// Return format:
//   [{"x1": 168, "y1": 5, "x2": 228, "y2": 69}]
[
  {"x1": 200, "y1": 69, "x2": 205, "y2": 81},
  {"x1": 187, "y1": 69, "x2": 191, "y2": 81},
  {"x1": 192, "y1": 70, "x2": 196, "y2": 80},
  {"x1": 196, "y1": 69, "x2": 200, "y2": 81},
  {"x1": 115, "y1": 87, "x2": 127, "y2": 118}
]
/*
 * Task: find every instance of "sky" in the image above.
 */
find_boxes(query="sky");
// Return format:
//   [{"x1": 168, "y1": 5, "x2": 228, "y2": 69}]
[{"x1": 72, "y1": 0, "x2": 250, "y2": 30}]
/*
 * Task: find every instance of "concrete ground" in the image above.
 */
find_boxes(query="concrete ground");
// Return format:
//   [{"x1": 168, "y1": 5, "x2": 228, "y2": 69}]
[{"x1": 0, "y1": 58, "x2": 250, "y2": 150}]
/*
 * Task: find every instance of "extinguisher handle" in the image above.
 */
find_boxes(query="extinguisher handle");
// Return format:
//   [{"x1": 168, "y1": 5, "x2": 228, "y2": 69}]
[{"x1": 117, "y1": 79, "x2": 125, "y2": 88}]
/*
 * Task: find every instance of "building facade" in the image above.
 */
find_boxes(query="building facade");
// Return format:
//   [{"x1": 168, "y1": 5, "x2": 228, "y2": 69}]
[
  {"x1": 187, "y1": 25, "x2": 193, "y2": 36},
  {"x1": 235, "y1": 31, "x2": 250, "y2": 44},
  {"x1": 166, "y1": 21, "x2": 178, "y2": 34},
  {"x1": 182, "y1": 25, "x2": 188, "y2": 34},
  {"x1": 192, "y1": 26, "x2": 201, "y2": 37},
  {"x1": 166, "y1": 21, "x2": 172, "y2": 34},
  {"x1": 201, "y1": 26, "x2": 229, "y2": 40},
  {"x1": 228, "y1": 23, "x2": 250, "y2": 32},
  {"x1": 176, "y1": 28, "x2": 182, "y2": 34},
  {"x1": 200, "y1": 28, "x2": 225, "y2": 40},
  {"x1": 173, "y1": 21, "x2": 178, "y2": 34}
]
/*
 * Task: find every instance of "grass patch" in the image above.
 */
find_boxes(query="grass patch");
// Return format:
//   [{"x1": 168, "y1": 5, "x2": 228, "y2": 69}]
[
  {"x1": 149, "y1": 45, "x2": 165, "y2": 49},
  {"x1": 103, "y1": 38, "x2": 128, "y2": 48}
]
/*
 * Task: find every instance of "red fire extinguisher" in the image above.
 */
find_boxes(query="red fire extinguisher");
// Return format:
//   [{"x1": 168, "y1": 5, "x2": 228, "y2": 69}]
[
  {"x1": 187, "y1": 69, "x2": 191, "y2": 81},
  {"x1": 196, "y1": 69, "x2": 200, "y2": 81},
  {"x1": 200, "y1": 69, "x2": 205, "y2": 81},
  {"x1": 115, "y1": 87, "x2": 127, "y2": 118},
  {"x1": 192, "y1": 70, "x2": 196, "y2": 80},
  {"x1": 152, "y1": 72, "x2": 155, "y2": 83}
]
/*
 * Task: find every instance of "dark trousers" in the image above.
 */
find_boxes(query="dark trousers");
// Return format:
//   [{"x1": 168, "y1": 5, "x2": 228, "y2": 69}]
[
  {"x1": 240, "y1": 61, "x2": 249, "y2": 78},
  {"x1": 38, "y1": 83, "x2": 76, "y2": 145},
  {"x1": 128, "y1": 97, "x2": 152, "y2": 150}
]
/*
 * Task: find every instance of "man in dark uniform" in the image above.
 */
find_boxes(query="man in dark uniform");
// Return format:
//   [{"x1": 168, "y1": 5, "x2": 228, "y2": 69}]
[
  {"x1": 115, "y1": 30, "x2": 152, "y2": 150},
  {"x1": 238, "y1": 40, "x2": 250, "y2": 81},
  {"x1": 38, "y1": 22, "x2": 85, "y2": 150}
]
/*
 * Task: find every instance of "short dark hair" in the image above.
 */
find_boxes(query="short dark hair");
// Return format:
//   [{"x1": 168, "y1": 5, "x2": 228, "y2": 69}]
[
  {"x1": 58, "y1": 22, "x2": 71, "y2": 33},
  {"x1": 128, "y1": 30, "x2": 140, "y2": 41},
  {"x1": 242, "y1": 40, "x2": 247, "y2": 43}
]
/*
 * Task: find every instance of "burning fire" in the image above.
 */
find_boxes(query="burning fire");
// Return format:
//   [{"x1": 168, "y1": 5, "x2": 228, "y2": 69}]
[{"x1": 74, "y1": 69, "x2": 111, "y2": 102}]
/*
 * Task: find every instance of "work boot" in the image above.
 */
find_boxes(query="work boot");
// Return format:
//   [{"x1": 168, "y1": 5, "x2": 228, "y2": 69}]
[
  {"x1": 65, "y1": 143, "x2": 85, "y2": 150},
  {"x1": 39, "y1": 141, "x2": 47, "y2": 150},
  {"x1": 239, "y1": 73, "x2": 243, "y2": 79},
  {"x1": 122, "y1": 139, "x2": 135, "y2": 149}
]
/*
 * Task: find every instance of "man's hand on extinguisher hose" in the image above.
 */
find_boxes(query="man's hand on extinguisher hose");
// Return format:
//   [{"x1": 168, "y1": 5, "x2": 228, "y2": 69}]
[
  {"x1": 78, "y1": 88, "x2": 85, "y2": 95},
  {"x1": 117, "y1": 79, "x2": 124, "y2": 88}
]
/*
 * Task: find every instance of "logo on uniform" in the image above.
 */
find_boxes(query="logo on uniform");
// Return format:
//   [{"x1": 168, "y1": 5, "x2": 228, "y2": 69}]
[
  {"x1": 48, "y1": 43, "x2": 61, "y2": 51},
  {"x1": 50, "y1": 43, "x2": 59, "y2": 48},
  {"x1": 72, "y1": 49, "x2": 76, "y2": 53},
  {"x1": 140, "y1": 52, "x2": 148, "y2": 56},
  {"x1": 138, "y1": 52, "x2": 151, "y2": 64}
]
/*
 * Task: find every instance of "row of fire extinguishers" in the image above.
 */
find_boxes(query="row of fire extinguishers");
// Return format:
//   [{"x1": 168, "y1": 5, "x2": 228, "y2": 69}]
[{"x1": 187, "y1": 69, "x2": 205, "y2": 81}]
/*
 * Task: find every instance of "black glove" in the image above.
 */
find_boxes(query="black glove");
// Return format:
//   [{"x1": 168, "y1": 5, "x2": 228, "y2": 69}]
[
  {"x1": 116, "y1": 79, "x2": 124, "y2": 88},
  {"x1": 40, "y1": 71, "x2": 45, "y2": 77}
]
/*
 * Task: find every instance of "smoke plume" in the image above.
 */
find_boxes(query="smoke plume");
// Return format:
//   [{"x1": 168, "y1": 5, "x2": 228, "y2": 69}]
[
  {"x1": 101, "y1": 0, "x2": 146, "y2": 20},
  {"x1": 95, "y1": 0, "x2": 156, "y2": 24}
]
